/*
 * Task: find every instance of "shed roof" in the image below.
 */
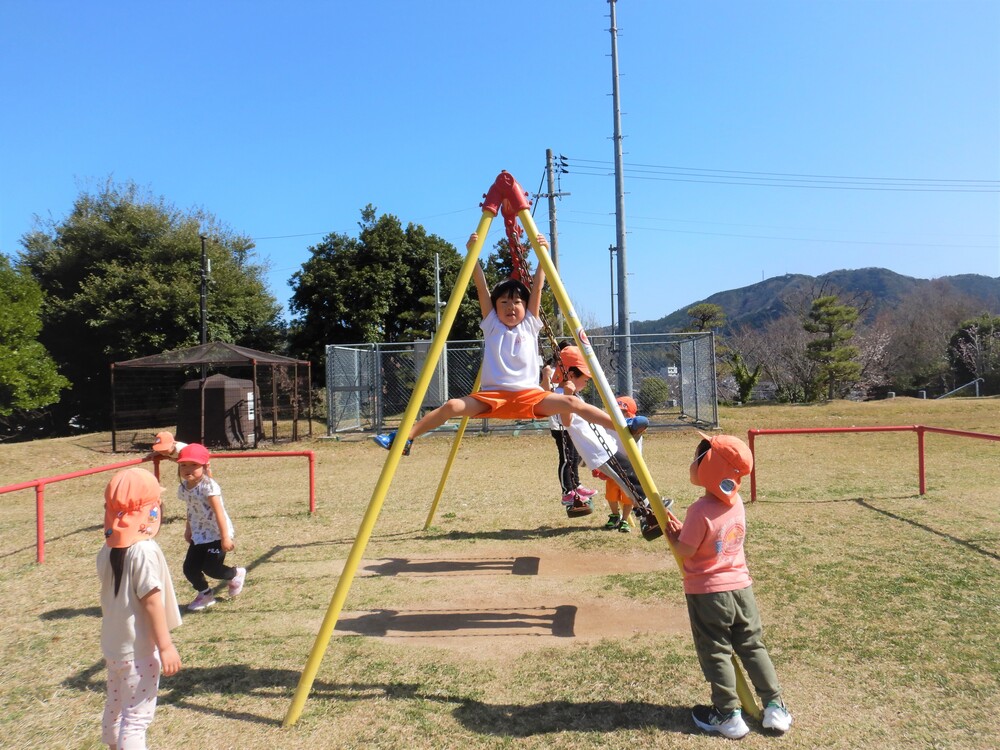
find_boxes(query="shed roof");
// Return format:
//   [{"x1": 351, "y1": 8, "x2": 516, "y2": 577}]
[{"x1": 114, "y1": 342, "x2": 309, "y2": 369}]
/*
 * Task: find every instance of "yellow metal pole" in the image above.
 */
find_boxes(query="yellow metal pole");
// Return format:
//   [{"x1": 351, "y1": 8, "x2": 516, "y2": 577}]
[
  {"x1": 517, "y1": 207, "x2": 761, "y2": 720},
  {"x1": 424, "y1": 367, "x2": 483, "y2": 530},
  {"x1": 282, "y1": 212, "x2": 495, "y2": 728},
  {"x1": 518, "y1": 209, "x2": 666, "y2": 514}
]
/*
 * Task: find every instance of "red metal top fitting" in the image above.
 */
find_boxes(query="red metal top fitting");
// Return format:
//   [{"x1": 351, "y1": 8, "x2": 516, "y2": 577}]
[{"x1": 480, "y1": 171, "x2": 531, "y2": 217}]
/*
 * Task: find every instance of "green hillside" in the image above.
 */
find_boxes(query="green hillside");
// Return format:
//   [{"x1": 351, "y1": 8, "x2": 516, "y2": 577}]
[{"x1": 631, "y1": 269, "x2": 1000, "y2": 334}]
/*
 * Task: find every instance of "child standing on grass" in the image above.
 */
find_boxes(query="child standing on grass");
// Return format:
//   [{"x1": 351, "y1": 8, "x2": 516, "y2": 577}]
[
  {"x1": 176, "y1": 443, "x2": 246, "y2": 612},
  {"x1": 593, "y1": 395, "x2": 643, "y2": 533},
  {"x1": 542, "y1": 344, "x2": 596, "y2": 509},
  {"x1": 373, "y1": 232, "x2": 645, "y2": 455},
  {"x1": 665, "y1": 432, "x2": 792, "y2": 739},
  {"x1": 98, "y1": 467, "x2": 181, "y2": 750}
]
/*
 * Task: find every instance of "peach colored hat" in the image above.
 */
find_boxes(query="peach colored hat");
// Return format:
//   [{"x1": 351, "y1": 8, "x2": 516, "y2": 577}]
[
  {"x1": 104, "y1": 468, "x2": 163, "y2": 548},
  {"x1": 690, "y1": 432, "x2": 753, "y2": 505},
  {"x1": 151, "y1": 431, "x2": 176, "y2": 454},
  {"x1": 615, "y1": 395, "x2": 637, "y2": 418},
  {"x1": 559, "y1": 345, "x2": 591, "y2": 378}
]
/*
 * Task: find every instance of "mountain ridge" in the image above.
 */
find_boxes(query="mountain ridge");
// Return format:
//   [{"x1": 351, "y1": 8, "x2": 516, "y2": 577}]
[{"x1": 629, "y1": 268, "x2": 1000, "y2": 334}]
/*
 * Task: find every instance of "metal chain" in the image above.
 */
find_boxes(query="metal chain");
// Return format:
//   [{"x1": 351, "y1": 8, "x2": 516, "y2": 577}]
[{"x1": 502, "y1": 213, "x2": 645, "y2": 509}]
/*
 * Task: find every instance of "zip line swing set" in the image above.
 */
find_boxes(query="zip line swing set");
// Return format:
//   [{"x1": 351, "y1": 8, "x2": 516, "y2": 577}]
[{"x1": 282, "y1": 171, "x2": 760, "y2": 728}]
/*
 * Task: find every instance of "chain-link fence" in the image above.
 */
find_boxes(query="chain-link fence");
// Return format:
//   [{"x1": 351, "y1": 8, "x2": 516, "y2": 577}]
[{"x1": 326, "y1": 332, "x2": 717, "y2": 435}]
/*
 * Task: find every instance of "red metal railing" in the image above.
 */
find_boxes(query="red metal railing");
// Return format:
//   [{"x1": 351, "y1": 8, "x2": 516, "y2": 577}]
[
  {"x1": 0, "y1": 450, "x2": 316, "y2": 563},
  {"x1": 747, "y1": 425, "x2": 1000, "y2": 502}
]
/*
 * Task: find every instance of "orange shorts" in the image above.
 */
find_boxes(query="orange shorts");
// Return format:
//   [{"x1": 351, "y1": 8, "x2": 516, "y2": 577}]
[
  {"x1": 605, "y1": 479, "x2": 633, "y2": 508},
  {"x1": 468, "y1": 388, "x2": 551, "y2": 420}
]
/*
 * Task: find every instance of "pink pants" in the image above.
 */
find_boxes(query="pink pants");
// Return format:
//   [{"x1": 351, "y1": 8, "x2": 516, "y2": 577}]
[{"x1": 102, "y1": 655, "x2": 161, "y2": 749}]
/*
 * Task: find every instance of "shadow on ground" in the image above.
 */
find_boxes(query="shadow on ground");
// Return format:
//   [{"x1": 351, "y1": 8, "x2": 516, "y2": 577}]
[{"x1": 64, "y1": 662, "x2": 690, "y2": 735}]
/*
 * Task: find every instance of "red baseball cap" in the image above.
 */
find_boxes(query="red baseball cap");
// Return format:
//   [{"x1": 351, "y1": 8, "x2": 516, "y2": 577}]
[{"x1": 177, "y1": 443, "x2": 211, "y2": 465}]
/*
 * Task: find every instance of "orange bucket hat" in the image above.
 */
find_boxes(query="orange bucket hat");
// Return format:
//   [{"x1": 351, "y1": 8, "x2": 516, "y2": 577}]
[
  {"x1": 104, "y1": 468, "x2": 163, "y2": 548},
  {"x1": 690, "y1": 432, "x2": 754, "y2": 505}
]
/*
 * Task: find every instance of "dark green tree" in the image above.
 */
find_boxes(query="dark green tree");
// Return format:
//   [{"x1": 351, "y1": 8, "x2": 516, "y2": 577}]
[
  {"x1": 684, "y1": 302, "x2": 726, "y2": 332},
  {"x1": 17, "y1": 179, "x2": 281, "y2": 430},
  {"x1": 0, "y1": 255, "x2": 70, "y2": 434},
  {"x1": 287, "y1": 206, "x2": 484, "y2": 369},
  {"x1": 804, "y1": 295, "x2": 861, "y2": 400}
]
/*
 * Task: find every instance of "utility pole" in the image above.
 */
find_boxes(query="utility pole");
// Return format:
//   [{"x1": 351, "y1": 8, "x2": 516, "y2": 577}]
[
  {"x1": 199, "y1": 234, "x2": 209, "y2": 345},
  {"x1": 609, "y1": 0, "x2": 633, "y2": 395},
  {"x1": 434, "y1": 252, "x2": 443, "y2": 329},
  {"x1": 198, "y1": 234, "x2": 209, "y2": 444},
  {"x1": 544, "y1": 149, "x2": 570, "y2": 336}
]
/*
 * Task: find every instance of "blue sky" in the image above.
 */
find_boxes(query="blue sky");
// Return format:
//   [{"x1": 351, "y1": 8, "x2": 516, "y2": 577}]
[{"x1": 2, "y1": 0, "x2": 998, "y2": 328}]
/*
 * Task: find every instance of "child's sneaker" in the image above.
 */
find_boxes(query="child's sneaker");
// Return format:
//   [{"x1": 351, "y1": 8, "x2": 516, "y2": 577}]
[
  {"x1": 561, "y1": 491, "x2": 579, "y2": 507},
  {"x1": 187, "y1": 589, "x2": 216, "y2": 612},
  {"x1": 372, "y1": 431, "x2": 412, "y2": 455},
  {"x1": 691, "y1": 705, "x2": 749, "y2": 739},
  {"x1": 575, "y1": 485, "x2": 597, "y2": 498},
  {"x1": 762, "y1": 700, "x2": 793, "y2": 732},
  {"x1": 603, "y1": 513, "x2": 621, "y2": 529},
  {"x1": 626, "y1": 416, "x2": 649, "y2": 438},
  {"x1": 228, "y1": 567, "x2": 247, "y2": 597},
  {"x1": 617, "y1": 519, "x2": 631, "y2": 533}
]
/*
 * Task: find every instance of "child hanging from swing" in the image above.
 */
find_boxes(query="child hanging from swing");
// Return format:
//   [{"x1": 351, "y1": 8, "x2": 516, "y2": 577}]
[
  {"x1": 554, "y1": 345, "x2": 670, "y2": 540},
  {"x1": 373, "y1": 232, "x2": 646, "y2": 455}
]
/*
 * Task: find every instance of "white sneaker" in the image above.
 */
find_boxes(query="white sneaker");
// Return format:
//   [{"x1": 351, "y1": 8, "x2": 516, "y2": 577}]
[
  {"x1": 187, "y1": 589, "x2": 216, "y2": 611},
  {"x1": 692, "y1": 705, "x2": 749, "y2": 739},
  {"x1": 763, "y1": 700, "x2": 793, "y2": 732},
  {"x1": 228, "y1": 567, "x2": 247, "y2": 597}
]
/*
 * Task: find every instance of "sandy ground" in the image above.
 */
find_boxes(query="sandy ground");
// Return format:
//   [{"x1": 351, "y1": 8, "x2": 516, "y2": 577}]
[{"x1": 322, "y1": 549, "x2": 690, "y2": 656}]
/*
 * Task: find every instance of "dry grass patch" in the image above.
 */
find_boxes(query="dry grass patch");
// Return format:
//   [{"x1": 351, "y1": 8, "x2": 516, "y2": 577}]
[{"x1": 1, "y1": 397, "x2": 998, "y2": 748}]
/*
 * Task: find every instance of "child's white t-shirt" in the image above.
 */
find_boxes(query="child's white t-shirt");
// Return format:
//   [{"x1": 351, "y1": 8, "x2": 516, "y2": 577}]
[
  {"x1": 178, "y1": 476, "x2": 235, "y2": 544},
  {"x1": 97, "y1": 539, "x2": 182, "y2": 661},
  {"x1": 479, "y1": 309, "x2": 544, "y2": 391},
  {"x1": 561, "y1": 412, "x2": 643, "y2": 469}
]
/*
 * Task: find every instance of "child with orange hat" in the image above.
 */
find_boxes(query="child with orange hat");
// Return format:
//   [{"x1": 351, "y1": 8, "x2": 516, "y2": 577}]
[
  {"x1": 555, "y1": 347, "x2": 668, "y2": 539},
  {"x1": 150, "y1": 431, "x2": 187, "y2": 462},
  {"x1": 97, "y1": 467, "x2": 182, "y2": 749},
  {"x1": 542, "y1": 342, "x2": 597, "y2": 510},
  {"x1": 666, "y1": 433, "x2": 792, "y2": 739},
  {"x1": 176, "y1": 443, "x2": 246, "y2": 612},
  {"x1": 593, "y1": 395, "x2": 643, "y2": 533}
]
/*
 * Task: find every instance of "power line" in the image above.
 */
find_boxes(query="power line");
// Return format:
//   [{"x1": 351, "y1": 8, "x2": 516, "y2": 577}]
[
  {"x1": 558, "y1": 216, "x2": 995, "y2": 249},
  {"x1": 566, "y1": 158, "x2": 1000, "y2": 192}
]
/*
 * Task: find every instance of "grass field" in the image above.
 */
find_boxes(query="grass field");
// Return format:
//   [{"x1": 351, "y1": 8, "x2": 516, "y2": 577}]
[{"x1": 1, "y1": 397, "x2": 998, "y2": 749}]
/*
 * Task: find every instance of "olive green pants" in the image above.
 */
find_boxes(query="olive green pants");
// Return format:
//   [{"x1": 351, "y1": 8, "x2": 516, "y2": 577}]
[{"x1": 685, "y1": 585, "x2": 783, "y2": 712}]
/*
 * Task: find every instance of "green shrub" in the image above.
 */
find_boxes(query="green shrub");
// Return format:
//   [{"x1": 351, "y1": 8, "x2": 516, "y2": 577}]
[{"x1": 636, "y1": 376, "x2": 670, "y2": 415}]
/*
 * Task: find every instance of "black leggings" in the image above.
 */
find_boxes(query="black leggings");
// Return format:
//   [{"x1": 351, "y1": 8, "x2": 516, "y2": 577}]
[
  {"x1": 183, "y1": 540, "x2": 238, "y2": 592},
  {"x1": 550, "y1": 429, "x2": 583, "y2": 493}
]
